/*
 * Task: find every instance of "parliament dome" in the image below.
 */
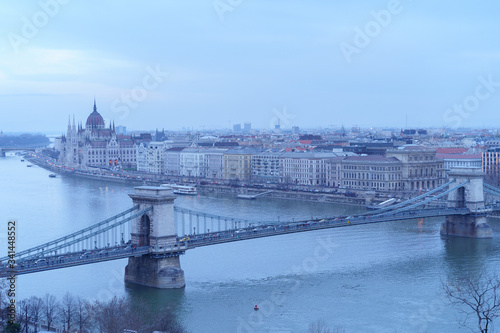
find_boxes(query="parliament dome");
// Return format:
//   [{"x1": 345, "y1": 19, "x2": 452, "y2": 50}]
[{"x1": 86, "y1": 99, "x2": 105, "y2": 129}]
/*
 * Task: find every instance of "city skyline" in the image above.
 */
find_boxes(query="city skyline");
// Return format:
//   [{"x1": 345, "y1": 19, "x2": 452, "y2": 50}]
[{"x1": 0, "y1": 1, "x2": 499, "y2": 132}]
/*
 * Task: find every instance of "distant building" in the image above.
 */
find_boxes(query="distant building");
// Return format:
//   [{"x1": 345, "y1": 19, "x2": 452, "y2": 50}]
[
  {"x1": 340, "y1": 156, "x2": 402, "y2": 191},
  {"x1": 326, "y1": 157, "x2": 345, "y2": 187},
  {"x1": 292, "y1": 126, "x2": 300, "y2": 134},
  {"x1": 179, "y1": 148, "x2": 207, "y2": 177},
  {"x1": 164, "y1": 147, "x2": 185, "y2": 176},
  {"x1": 244, "y1": 122, "x2": 251, "y2": 132},
  {"x1": 280, "y1": 152, "x2": 339, "y2": 186},
  {"x1": 252, "y1": 151, "x2": 285, "y2": 183},
  {"x1": 482, "y1": 147, "x2": 500, "y2": 184},
  {"x1": 224, "y1": 149, "x2": 259, "y2": 180},
  {"x1": 437, "y1": 153, "x2": 482, "y2": 175},
  {"x1": 115, "y1": 125, "x2": 126, "y2": 135},
  {"x1": 137, "y1": 141, "x2": 169, "y2": 174},
  {"x1": 57, "y1": 100, "x2": 147, "y2": 170},
  {"x1": 233, "y1": 124, "x2": 241, "y2": 132},
  {"x1": 205, "y1": 149, "x2": 228, "y2": 179},
  {"x1": 154, "y1": 129, "x2": 167, "y2": 141},
  {"x1": 386, "y1": 145, "x2": 444, "y2": 191}
]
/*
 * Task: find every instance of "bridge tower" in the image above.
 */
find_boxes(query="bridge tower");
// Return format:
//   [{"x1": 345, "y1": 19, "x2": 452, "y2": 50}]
[
  {"x1": 124, "y1": 186, "x2": 185, "y2": 288},
  {"x1": 440, "y1": 168, "x2": 492, "y2": 238}
]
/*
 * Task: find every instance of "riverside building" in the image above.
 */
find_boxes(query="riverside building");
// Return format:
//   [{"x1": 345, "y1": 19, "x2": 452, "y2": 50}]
[
  {"x1": 386, "y1": 145, "x2": 444, "y2": 191},
  {"x1": 56, "y1": 100, "x2": 144, "y2": 170}
]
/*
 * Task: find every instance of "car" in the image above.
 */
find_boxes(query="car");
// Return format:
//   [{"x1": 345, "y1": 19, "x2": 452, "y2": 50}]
[
  {"x1": 80, "y1": 251, "x2": 93, "y2": 259},
  {"x1": 179, "y1": 237, "x2": 190, "y2": 242},
  {"x1": 57, "y1": 256, "x2": 68, "y2": 262},
  {"x1": 34, "y1": 259, "x2": 47, "y2": 266},
  {"x1": 99, "y1": 250, "x2": 108, "y2": 256}
]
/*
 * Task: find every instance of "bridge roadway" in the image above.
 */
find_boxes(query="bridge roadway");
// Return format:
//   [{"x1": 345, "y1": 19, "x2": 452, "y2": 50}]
[
  {"x1": 0, "y1": 244, "x2": 187, "y2": 278},
  {"x1": 0, "y1": 206, "x2": 490, "y2": 277},
  {"x1": 183, "y1": 207, "x2": 472, "y2": 249}
]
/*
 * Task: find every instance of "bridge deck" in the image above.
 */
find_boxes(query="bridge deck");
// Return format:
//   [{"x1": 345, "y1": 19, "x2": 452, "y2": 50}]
[
  {"x1": 183, "y1": 207, "x2": 471, "y2": 249},
  {"x1": 1, "y1": 206, "x2": 493, "y2": 277}
]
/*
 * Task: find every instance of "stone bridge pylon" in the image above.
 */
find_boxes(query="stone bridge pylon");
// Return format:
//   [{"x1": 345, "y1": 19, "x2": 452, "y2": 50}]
[
  {"x1": 124, "y1": 186, "x2": 185, "y2": 288},
  {"x1": 440, "y1": 168, "x2": 492, "y2": 238}
]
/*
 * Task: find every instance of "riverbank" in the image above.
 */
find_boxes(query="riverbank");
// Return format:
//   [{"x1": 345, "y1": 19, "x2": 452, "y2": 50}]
[
  {"x1": 198, "y1": 185, "x2": 366, "y2": 206},
  {"x1": 25, "y1": 153, "x2": 368, "y2": 206}
]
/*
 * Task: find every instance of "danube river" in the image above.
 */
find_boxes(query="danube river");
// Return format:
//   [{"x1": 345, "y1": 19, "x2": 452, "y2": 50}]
[{"x1": 2, "y1": 153, "x2": 500, "y2": 332}]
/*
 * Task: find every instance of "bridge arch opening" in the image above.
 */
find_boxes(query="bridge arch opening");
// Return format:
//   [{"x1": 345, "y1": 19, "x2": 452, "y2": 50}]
[
  {"x1": 457, "y1": 186, "x2": 465, "y2": 208},
  {"x1": 139, "y1": 214, "x2": 151, "y2": 246}
]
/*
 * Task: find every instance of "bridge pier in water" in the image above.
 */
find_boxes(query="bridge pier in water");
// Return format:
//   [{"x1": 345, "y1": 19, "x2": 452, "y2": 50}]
[
  {"x1": 125, "y1": 186, "x2": 185, "y2": 288},
  {"x1": 440, "y1": 168, "x2": 492, "y2": 238}
]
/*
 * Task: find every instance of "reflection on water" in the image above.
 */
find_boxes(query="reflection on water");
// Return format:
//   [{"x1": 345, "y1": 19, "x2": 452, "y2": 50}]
[{"x1": 444, "y1": 235, "x2": 496, "y2": 281}]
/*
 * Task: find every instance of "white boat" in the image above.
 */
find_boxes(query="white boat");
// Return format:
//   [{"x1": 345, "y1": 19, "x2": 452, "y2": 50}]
[{"x1": 161, "y1": 184, "x2": 197, "y2": 195}]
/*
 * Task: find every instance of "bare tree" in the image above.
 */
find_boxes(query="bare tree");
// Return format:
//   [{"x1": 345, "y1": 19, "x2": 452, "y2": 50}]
[
  {"x1": 90, "y1": 297, "x2": 184, "y2": 333},
  {"x1": 16, "y1": 299, "x2": 30, "y2": 333},
  {"x1": 91, "y1": 296, "x2": 128, "y2": 333},
  {"x1": 27, "y1": 296, "x2": 43, "y2": 333},
  {"x1": 443, "y1": 272, "x2": 500, "y2": 333},
  {"x1": 0, "y1": 279, "x2": 8, "y2": 328},
  {"x1": 42, "y1": 293, "x2": 59, "y2": 332},
  {"x1": 75, "y1": 296, "x2": 92, "y2": 333},
  {"x1": 308, "y1": 319, "x2": 345, "y2": 333},
  {"x1": 150, "y1": 304, "x2": 184, "y2": 333},
  {"x1": 59, "y1": 292, "x2": 76, "y2": 332}
]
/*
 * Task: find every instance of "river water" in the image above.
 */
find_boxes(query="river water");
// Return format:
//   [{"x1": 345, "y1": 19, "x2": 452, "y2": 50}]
[{"x1": 2, "y1": 153, "x2": 500, "y2": 332}]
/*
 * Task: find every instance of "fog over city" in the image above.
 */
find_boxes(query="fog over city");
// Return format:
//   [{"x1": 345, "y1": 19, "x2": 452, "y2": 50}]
[{"x1": 1, "y1": 1, "x2": 500, "y2": 132}]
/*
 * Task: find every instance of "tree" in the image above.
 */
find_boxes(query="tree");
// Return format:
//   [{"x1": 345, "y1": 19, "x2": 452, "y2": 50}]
[
  {"x1": 91, "y1": 296, "x2": 128, "y2": 333},
  {"x1": 75, "y1": 296, "x2": 92, "y2": 333},
  {"x1": 150, "y1": 304, "x2": 184, "y2": 333},
  {"x1": 4, "y1": 321, "x2": 21, "y2": 333},
  {"x1": 308, "y1": 319, "x2": 345, "y2": 333},
  {"x1": 16, "y1": 299, "x2": 30, "y2": 333},
  {"x1": 42, "y1": 293, "x2": 59, "y2": 332},
  {"x1": 59, "y1": 292, "x2": 76, "y2": 332},
  {"x1": 443, "y1": 272, "x2": 500, "y2": 333},
  {"x1": 0, "y1": 279, "x2": 8, "y2": 328},
  {"x1": 27, "y1": 296, "x2": 43, "y2": 333},
  {"x1": 90, "y1": 297, "x2": 184, "y2": 333}
]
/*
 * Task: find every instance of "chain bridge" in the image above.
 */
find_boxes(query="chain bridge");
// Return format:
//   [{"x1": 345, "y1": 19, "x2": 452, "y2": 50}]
[{"x1": 2, "y1": 167, "x2": 500, "y2": 288}]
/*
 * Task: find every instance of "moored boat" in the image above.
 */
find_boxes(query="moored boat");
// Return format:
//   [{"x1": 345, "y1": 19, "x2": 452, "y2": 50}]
[{"x1": 161, "y1": 184, "x2": 197, "y2": 195}]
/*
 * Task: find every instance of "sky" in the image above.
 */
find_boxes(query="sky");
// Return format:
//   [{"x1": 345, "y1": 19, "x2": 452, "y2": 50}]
[{"x1": 0, "y1": 0, "x2": 500, "y2": 133}]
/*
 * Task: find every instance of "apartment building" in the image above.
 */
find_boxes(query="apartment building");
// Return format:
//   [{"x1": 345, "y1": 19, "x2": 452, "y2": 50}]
[
  {"x1": 340, "y1": 156, "x2": 402, "y2": 191},
  {"x1": 280, "y1": 152, "x2": 339, "y2": 186},
  {"x1": 223, "y1": 149, "x2": 259, "y2": 180}
]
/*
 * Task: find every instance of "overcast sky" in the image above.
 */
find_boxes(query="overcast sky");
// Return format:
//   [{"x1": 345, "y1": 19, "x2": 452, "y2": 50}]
[{"x1": 1, "y1": 1, "x2": 499, "y2": 133}]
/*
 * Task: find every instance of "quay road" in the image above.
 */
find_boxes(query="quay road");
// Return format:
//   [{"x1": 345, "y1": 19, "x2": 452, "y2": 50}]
[{"x1": 0, "y1": 206, "x2": 484, "y2": 277}]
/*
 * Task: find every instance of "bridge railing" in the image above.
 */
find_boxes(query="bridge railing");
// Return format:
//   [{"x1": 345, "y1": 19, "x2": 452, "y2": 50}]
[
  {"x1": 373, "y1": 180, "x2": 470, "y2": 217},
  {"x1": 362, "y1": 179, "x2": 455, "y2": 216},
  {"x1": 0, "y1": 205, "x2": 147, "y2": 262}
]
